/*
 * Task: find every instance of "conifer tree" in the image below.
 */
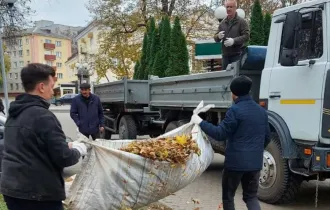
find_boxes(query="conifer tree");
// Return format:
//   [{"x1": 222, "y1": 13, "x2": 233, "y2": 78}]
[
  {"x1": 133, "y1": 60, "x2": 140, "y2": 79},
  {"x1": 165, "y1": 16, "x2": 189, "y2": 76},
  {"x1": 263, "y1": 12, "x2": 272, "y2": 46},
  {"x1": 138, "y1": 33, "x2": 148, "y2": 79},
  {"x1": 250, "y1": 0, "x2": 264, "y2": 45},
  {"x1": 152, "y1": 16, "x2": 171, "y2": 78}
]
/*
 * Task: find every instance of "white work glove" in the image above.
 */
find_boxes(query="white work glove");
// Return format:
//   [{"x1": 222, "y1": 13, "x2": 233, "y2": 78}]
[
  {"x1": 218, "y1": 31, "x2": 225, "y2": 39},
  {"x1": 224, "y1": 38, "x2": 234, "y2": 47},
  {"x1": 190, "y1": 114, "x2": 203, "y2": 125},
  {"x1": 72, "y1": 142, "x2": 87, "y2": 156}
]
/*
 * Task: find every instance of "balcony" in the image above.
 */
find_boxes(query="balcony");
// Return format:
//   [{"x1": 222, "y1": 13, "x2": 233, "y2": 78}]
[
  {"x1": 45, "y1": 54, "x2": 56, "y2": 61},
  {"x1": 44, "y1": 43, "x2": 55, "y2": 50}
]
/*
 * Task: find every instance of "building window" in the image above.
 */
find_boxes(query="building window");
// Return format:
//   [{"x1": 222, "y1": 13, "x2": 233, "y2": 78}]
[
  {"x1": 16, "y1": 83, "x2": 19, "y2": 90},
  {"x1": 56, "y1": 62, "x2": 62, "y2": 68},
  {"x1": 56, "y1": 52, "x2": 62, "y2": 58},
  {"x1": 10, "y1": 84, "x2": 13, "y2": 90},
  {"x1": 19, "y1": 61, "x2": 24, "y2": 67},
  {"x1": 18, "y1": 39, "x2": 22, "y2": 47},
  {"x1": 26, "y1": 50, "x2": 30, "y2": 56},
  {"x1": 19, "y1": 50, "x2": 23, "y2": 57},
  {"x1": 9, "y1": 73, "x2": 12, "y2": 79},
  {"x1": 55, "y1": 41, "x2": 62, "y2": 47},
  {"x1": 57, "y1": 73, "x2": 63, "y2": 79},
  {"x1": 46, "y1": 61, "x2": 53, "y2": 66},
  {"x1": 15, "y1": 73, "x2": 18, "y2": 79},
  {"x1": 26, "y1": 38, "x2": 29, "y2": 45},
  {"x1": 45, "y1": 39, "x2": 52, "y2": 43},
  {"x1": 13, "y1": 51, "x2": 16, "y2": 57},
  {"x1": 14, "y1": 62, "x2": 17, "y2": 68}
]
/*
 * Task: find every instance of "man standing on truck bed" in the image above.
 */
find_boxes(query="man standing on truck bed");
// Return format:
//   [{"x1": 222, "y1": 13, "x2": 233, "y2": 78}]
[
  {"x1": 70, "y1": 83, "x2": 105, "y2": 140},
  {"x1": 214, "y1": 0, "x2": 250, "y2": 70},
  {"x1": 190, "y1": 75, "x2": 270, "y2": 210}
]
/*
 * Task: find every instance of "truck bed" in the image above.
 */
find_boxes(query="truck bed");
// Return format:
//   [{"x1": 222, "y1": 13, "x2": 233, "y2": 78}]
[
  {"x1": 94, "y1": 78, "x2": 149, "y2": 105},
  {"x1": 149, "y1": 61, "x2": 262, "y2": 110}
]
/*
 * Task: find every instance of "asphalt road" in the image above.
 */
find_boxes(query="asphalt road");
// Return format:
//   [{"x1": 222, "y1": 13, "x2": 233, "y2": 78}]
[{"x1": 54, "y1": 111, "x2": 330, "y2": 210}]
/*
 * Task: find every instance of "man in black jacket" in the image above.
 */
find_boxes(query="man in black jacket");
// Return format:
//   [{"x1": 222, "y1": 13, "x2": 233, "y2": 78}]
[
  {"x1": 0, "y1": 64, "x2": 87, "y2": 210},
  {"x1": 191, "y1": 76, "x2": 270, "y2": 210}
]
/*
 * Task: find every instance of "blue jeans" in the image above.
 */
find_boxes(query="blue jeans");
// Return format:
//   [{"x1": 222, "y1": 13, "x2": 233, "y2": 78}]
[{"x1": 222, "y1": 168, "x2": 261, "y2": 210}]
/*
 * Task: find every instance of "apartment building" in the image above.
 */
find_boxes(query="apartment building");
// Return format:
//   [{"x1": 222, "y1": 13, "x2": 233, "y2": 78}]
[
  {"x1": 66, "y1": 20, "x2": 116, "y2": 85},
  {"x1": 2, "y1": 20, "x2": 83, "y2": 97}
]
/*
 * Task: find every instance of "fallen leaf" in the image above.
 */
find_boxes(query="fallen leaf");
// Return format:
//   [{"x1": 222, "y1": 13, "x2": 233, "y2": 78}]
[{"x1": 191, "y1": 198, "x2": 200, "y2": 204}]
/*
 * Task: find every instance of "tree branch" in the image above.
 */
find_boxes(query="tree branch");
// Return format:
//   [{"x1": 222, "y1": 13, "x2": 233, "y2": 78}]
[{"x1": 168, "y1": 0, "x2": 176, "y2": 16}]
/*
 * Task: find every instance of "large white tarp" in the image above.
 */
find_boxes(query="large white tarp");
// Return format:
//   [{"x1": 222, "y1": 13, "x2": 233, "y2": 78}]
[{"x1": 65, "y1": 101, "x2": 215, "y2": 210}]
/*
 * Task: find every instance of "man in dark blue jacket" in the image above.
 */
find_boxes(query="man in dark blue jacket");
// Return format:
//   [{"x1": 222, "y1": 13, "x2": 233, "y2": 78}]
[
  {"x1": 70, "y1": 83, "x2": 105, "y2": 140},
  {"x1": 191, "y1": 75, "x2": 270, "y2": 210}
]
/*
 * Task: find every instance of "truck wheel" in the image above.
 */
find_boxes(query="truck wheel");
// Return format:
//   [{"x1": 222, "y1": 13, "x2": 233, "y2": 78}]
[
  {"x1": 100, "y1": 130, "x2": 112, "y2": 140},
  {"x1": 119, "y1": 115, "x2": 137, "y2": 139},
  {"x1": 257, "y1": 134, "x2": 302, "y2": 204},
  {"x1": 207, "y1": 136, "x2": 226, "y2": 155},
  {"x1": 165, "y1": 121, "x2": 180, "y2": 133}
]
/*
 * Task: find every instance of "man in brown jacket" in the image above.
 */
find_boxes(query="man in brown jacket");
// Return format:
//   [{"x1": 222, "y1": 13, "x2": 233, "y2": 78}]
[{"x1": 214, "y1": 0, "x2": 250, "y2": 70}]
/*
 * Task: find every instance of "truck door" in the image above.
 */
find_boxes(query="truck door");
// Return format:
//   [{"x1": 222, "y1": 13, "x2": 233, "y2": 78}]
[{"x1": 268, "y1": 8, "x2": 326, "y2": 142}]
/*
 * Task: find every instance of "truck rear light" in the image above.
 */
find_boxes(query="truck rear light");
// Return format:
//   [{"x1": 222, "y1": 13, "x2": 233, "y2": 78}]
[{"x1": 327, "y1": 153, "x2": 330, "y2": 167}]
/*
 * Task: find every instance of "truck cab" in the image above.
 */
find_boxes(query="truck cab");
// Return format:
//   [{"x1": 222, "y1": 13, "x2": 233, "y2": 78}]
[{"x1": 255, "y1": 0, "x2": 330, "y2": 203}]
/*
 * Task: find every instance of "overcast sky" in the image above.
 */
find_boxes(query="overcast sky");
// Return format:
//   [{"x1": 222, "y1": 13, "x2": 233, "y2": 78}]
[{"x1": 29, "y1": 0, "x2": 92, "y2": 27}]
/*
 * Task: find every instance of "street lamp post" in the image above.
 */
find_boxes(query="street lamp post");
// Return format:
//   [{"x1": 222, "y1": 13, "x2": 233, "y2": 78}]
[
  {"x1": 214, "y1": 6, "x2": 227, "y2": 22},
  {"x1": 0, "y1": 0, "x2": 17, "y2": 115},
  {"x1": 214, "y1": 6, "x2": 246, "y2": 21},
  {"x1": 75, "y1": 63, "x2": 90, "y2": 90}
]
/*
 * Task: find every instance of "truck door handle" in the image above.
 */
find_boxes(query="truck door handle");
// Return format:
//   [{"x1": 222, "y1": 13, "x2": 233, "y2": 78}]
[{"x1": 269, "y1": 95, "x2": 281, "y2": 98}]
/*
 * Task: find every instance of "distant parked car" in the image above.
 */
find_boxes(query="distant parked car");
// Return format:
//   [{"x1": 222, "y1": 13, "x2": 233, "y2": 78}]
[{"x1": 54, "y1": 94, "x2": 78, "y2": 106}]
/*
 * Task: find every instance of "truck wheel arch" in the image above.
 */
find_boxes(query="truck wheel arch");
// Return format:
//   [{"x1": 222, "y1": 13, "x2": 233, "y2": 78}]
[{"x1": 267, "y1": 111, "x2": 299, "y2": 159}]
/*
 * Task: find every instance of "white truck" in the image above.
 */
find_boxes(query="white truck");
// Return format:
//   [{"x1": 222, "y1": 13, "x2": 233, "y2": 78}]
[{"x1": 95, "y1": 0, "x2": 330, "y2": 205}]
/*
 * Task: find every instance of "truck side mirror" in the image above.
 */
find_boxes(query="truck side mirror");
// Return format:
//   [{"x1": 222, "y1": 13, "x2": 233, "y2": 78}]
[{"x1": 280, "y1": 11, "x2": 302, "y2": 66}]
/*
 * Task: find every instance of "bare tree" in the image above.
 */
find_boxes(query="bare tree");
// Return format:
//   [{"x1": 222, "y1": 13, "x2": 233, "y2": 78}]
[{"x1": 0, "y1": 0, "x2": 34, "y2": 45}]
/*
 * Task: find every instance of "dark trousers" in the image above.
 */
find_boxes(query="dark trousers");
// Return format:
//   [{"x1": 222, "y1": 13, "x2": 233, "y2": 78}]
[
  {"x1": 4, "y1": 195, "x2": 64, "y2": 210},
  {"x1": 222, "y1": 168, "x2": 261, "y2": 210},
  {"x1": 222, "y1": 54, "x2": 241, "y2": 70},
  {"x1": 82, "y1": 132, "x2": 99, "y2": 140}
]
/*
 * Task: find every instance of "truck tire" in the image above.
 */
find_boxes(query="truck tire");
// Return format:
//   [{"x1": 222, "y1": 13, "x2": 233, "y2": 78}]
[
  {"x1": 100, "y1": 130, "x2": 112, "y2": 140},
  {"x1": 119, "y1": 115, "x2": 137, "y2": 139},
  {"x1": 257, "y1": 133, "x2": 302, "y2": 204},
  {"x1": 165, "y1": 121, "x2": 180, "y2": 133},
  {"x1": 207, "y1": 135, "x2": 226, "y2": 155}
]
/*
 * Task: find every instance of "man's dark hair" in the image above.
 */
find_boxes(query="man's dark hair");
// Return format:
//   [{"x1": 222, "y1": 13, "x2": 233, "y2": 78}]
[
  {"x1": 80, "y1": 83, "x2": 91, "y2": 89},
  {"x1": 21, "y1": 63, "x2": 56, "y2": 92},
  {"x1": 230, "y1": 75, "x2": 252, "y2": 96}
]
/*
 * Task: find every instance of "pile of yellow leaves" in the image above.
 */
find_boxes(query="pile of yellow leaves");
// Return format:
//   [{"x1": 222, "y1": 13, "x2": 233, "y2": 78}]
[{"x1": 119, "y1": 135, "x2": 201, "y2": 164}]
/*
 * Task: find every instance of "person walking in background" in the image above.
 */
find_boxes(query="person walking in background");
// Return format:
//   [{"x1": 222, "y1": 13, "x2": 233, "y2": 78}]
[
  {"x1": 190, "y1": 75, "x2": 270, "y2": 210},
  {"x1": 1, "y1": 63, "x2": 87, "y2": 210},
  {"x1": 70, "y1": 83, "x2": 105, "y2": 140},
  {"x1": 214, "y1": 0, "x2": 250, "y2": 70}
]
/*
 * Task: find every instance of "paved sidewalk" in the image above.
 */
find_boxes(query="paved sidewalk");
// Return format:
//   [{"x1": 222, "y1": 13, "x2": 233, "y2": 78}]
[
  {"x1": 49, "y1": 105, "x2": 70, "y2": 112},
  {"x1": 160, "y1": 154, "x2": 330, "y2": 210}
]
